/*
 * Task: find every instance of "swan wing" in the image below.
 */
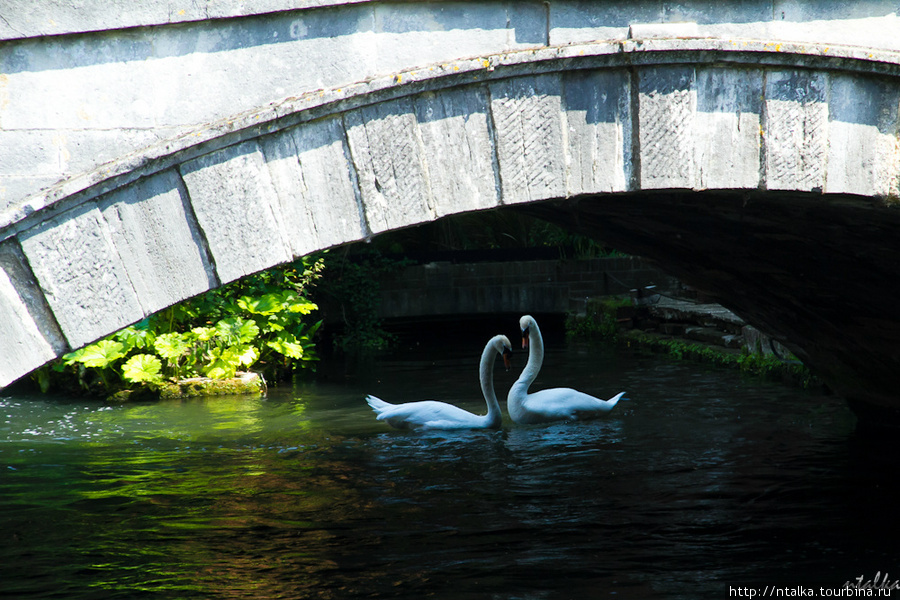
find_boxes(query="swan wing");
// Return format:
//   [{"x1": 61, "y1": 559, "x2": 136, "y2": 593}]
[
  {"x1": 524, "y1": 388, "x2": 625, "y2": 420},
  {"x1": 374, "y1": 400, "x2": 484, "y2": 429}
]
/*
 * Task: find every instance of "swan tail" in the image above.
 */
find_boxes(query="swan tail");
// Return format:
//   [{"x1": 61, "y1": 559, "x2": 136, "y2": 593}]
[
  {"x1": 365, "y1": 394, "x2": 393, "y2": 415},
  {"x1": 608, "y1": 391, "x2": 627, "y2": 406}
]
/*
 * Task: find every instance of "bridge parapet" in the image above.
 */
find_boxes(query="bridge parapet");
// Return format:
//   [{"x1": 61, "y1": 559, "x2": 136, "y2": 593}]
[{"x1": 3, "y1": 0, "x2": 900, "y2": 209}]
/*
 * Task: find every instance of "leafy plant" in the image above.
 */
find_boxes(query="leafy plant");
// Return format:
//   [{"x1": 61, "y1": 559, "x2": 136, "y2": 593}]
[
  {"x1": 46, "y1": 255, "x2": 325, "y2": 396},
  {"x1": 565, "y1": 296, "x2": 632, "y2": 342},
  {"x1": 122, "y1": 354, "x2": 164, "y2": 387}
]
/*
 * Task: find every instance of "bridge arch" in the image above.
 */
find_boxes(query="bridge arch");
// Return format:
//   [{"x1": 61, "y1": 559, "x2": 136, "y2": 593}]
[{"x1": 3, "y1": 39, "x2": 900, "y2": 424}]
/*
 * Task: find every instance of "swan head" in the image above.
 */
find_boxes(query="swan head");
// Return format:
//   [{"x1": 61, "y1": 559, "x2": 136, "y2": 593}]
[
  {"x1": 519, "y1": 315, "x2": 536, "y2": 349},
  {"x1": 491, "y1": 334, "x2": 513, "y2": 371}
]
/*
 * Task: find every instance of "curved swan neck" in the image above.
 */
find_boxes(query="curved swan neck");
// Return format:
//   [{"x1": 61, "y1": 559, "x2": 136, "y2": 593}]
[
  {"x1": 479, "y1": 342, "x2": 502, "y2": 426},
  {"x1": 517, "y1": 318, "x2": 544, "y2": 390}
]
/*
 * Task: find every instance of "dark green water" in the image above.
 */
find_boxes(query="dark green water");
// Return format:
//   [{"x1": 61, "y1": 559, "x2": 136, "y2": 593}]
[{"x1": 1, "y1": 335, "x2": 895, "y2": 599}]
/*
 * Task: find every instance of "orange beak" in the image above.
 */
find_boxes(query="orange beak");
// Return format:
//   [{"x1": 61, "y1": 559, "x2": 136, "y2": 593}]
[
  {"x1": 521, "y1": 327, "x2": 530, "y2": 350},
  {"x1": 502, "y1": 349, "x2": 512, "y2": 371}
]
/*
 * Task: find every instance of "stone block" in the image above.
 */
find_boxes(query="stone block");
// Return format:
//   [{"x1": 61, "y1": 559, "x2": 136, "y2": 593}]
[
  {"x1": 564, "y1": 68, "x2": 633, "y2": 195},
  {"x1": 260, "y1": 116, "x2": 366, "y2": 255},
  {"x1": 98, "y1": 169, "x2": 216, "y2": 316},
  {"x1": 18, "y1": 202, "x2": 144, "y2": 349},
  {"x1": 764, "y1": 69, "x2": 828, "y2": 192},
  {"x1": 0, "y1": 240, "x2": 68, "y2": 387},
  {"x1": 373, "y1": 2, "x2": 545, "y2": 73},
  {"x1": 549, "y1": 1, "x2": 773, "y2": 45},
  {"x1": 694, "y1": 67, "x2": 763, "y2": 190},
  {"x1": 770, "y1": 5, "x2": 900, "y2": 52},
  {"x1": 826, "y1": 74, "x2": 900, "y2": 198},
  {"x1": 490, "y1": 74, "x2": 567, "y2": 204},
  {"x1": 549, "y1": 2, "x2": 636, "y2": 44},
  {"x1": 414, "y1": 87, "x2": 500, "y2": 217},
  {"x1": 344, "y1": 98, "x2": 436, "y2": 234},
  {"x1": 638, "y1": 66, "x2": 698, "y2": 189},
  {"x1": 180, "y1": 141, "x2": 293, "y2": 284}
]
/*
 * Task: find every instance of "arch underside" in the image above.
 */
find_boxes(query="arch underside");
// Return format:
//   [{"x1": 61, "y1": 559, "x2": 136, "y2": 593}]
[
  {"x1": 2, "y1": 45, "x2": 900, "y2": 423},
  {"x1": 519, "y1": 190, "x2": 900, "y2": 421}
]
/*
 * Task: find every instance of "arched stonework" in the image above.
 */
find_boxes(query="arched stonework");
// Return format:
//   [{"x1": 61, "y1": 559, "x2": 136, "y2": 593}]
[{"x1": 3, "y1": 42, "x2": 900, "y2": 426}]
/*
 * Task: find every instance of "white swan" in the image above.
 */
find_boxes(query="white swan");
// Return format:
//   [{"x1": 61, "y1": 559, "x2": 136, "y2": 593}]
[
  {"x1": 507, "y1": 315, "x2": 626, "y2": 424},
  {"x1": 366, "y1": 334, "x2": 513, "y2": 430}
]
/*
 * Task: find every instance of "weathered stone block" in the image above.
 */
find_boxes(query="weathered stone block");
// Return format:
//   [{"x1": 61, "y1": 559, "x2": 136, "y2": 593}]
[
  {"x1": 180, "y1": 141, "x2": 293, "y2": 284},
  {"x1": 414, "y1": 87, "x2": 500, "y2": 216},
  {"x1": 694, "y1": 67, "x2": 762, "y2": 190},
  {"x1": 0, "y1": 240, "x2": 68, "y2": 387},
  {"x1": 638, "y1": 66, "x2": 697, "y2": 189},
  {"x1": 344, "y1": 98, "x2": 435, "y2": 234},
  {"x1": 98, "y1": 169, "x2": 216, "y2": 316},
  {"x1": 563, "y1": 69, "x2": 632, "y2": 195},
  {"x1": 549, "y1": 1, "x2": 773, "y2": 44},
  {"x1": 490, "y1": 74, "x2": 567, "y2": 204},
  {"x1": 826, "y1": 74, "x2": 900, "y2": 198},
  {"x1": 260, "y1": 116, "x2": 366, "y2": 255},
  {"x1": 18, "y1": 202, "x2": 144, "y2": 349},
  {"x1": 373, "y1": 3, "x2": 546, "y2": 73},
  {"x1": 764, "y1": 69, "x2": 828, "y2": 192}
]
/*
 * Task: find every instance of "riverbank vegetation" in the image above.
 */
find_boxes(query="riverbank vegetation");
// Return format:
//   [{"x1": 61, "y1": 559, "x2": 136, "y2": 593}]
[
  {"x1": 565, "y1": 296, "x2": 821, "y2": 390},
  {"x1": 33, "y1": 256, "x2": 324, "y2": 398}
]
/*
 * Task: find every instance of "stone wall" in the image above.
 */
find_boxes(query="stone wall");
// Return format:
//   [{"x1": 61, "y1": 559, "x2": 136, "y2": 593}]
[
  {"x1": 4, "y1": 1, "x2": 900, "y2": 211},
  {"x1": 375, "y1": 257, "x2": 675, "y2": 320}
]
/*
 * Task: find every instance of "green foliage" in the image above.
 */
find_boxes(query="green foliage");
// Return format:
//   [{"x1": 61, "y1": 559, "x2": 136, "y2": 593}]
[
  {"x1": 312, "y1": 247, "x2": 406, "y2": 352},
  {"x1": 45, "y1": 255, "x2": 325, "y2": 396},
  {"x1": 122, "y1": 354, "x2": 164, "y2": 387},
  {"x1": 620, "y1": 330, "x2": 818, "y2": 388},
  {"x1": 565, "y1": 296, "x2": 633, "y2": 342},
  {"x1": 564, "y1": 295, "x2": 817, "y2": 388},
  {"x1": 67, "y1": 340, "x2": 127, "y2": 369}
]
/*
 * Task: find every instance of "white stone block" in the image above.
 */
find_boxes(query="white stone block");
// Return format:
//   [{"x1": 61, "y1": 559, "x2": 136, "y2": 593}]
[
  {"x1": 826, "y1": 74, "x2": 900, "y2": 198},
  {"x1": 0, "y1": 240, "x2": 68, "y2": 387},
  {"x1": 344, "y1": 98, "x2": 436, "y2": 233},
  {"x1": 490, "y1": 74, "x2": 567, "y2": 204},
  {"x1": 98, "y1": 169, "x2": 216, "y2": 316},
  {"x1": 180, "y1": 141, "x2": 293, "y2": 284},
  {"x1": 563, "y1": 68, "x2": 632, "y2": 195},
  {"x1": 764, "y1": 69, "x2": 828, "y2": 192},
  {"x1": 638, "y1": 66, "x2": 698, "y2": 189},
  {"x1": 414, "y1": 87, "x2": 500, "y2": 216},
  {"x1": 694, "y1": 67, "x2": 763, "y2": 190},
  {"x1": 261, "y1": 116, "x2": 367, "y2": 254},
  {"x1": 18, "y1": 203, "x2": 144, "y2": 349}
]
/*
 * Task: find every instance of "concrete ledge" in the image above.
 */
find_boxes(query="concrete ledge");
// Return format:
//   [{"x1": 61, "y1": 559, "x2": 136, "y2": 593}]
[{"x1": 0, "y1": 0, "x2": 373, "y2": 40}]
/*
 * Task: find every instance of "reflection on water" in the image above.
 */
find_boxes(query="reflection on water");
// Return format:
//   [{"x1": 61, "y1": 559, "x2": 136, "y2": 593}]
[{"x1": 1, "y1": 336, "x2": 896, "y2": 599}]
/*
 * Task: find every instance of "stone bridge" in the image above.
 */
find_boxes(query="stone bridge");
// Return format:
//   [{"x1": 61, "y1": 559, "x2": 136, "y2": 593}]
[{"x1": 2, "y1": 1, "x2": 900, "y2": 427}]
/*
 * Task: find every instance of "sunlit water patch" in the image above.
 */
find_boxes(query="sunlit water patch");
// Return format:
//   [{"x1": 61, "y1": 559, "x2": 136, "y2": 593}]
[{"x1": 1, "y1": 339, "x2": 895, "y2": 599}]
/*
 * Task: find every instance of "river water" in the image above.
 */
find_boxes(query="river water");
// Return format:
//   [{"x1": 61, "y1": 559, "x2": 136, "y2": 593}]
[{"x1": 1, "y1": 323, "x2": 897, "y2": 599}]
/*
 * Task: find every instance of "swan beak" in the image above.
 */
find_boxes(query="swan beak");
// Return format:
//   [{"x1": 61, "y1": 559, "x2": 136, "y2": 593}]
[
  {"x1": 521, "y1": 327, "x2": 530, "y2": 350},
  {"x1": 502, "y1": 349, "x2": 512, "y2": 371}
]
